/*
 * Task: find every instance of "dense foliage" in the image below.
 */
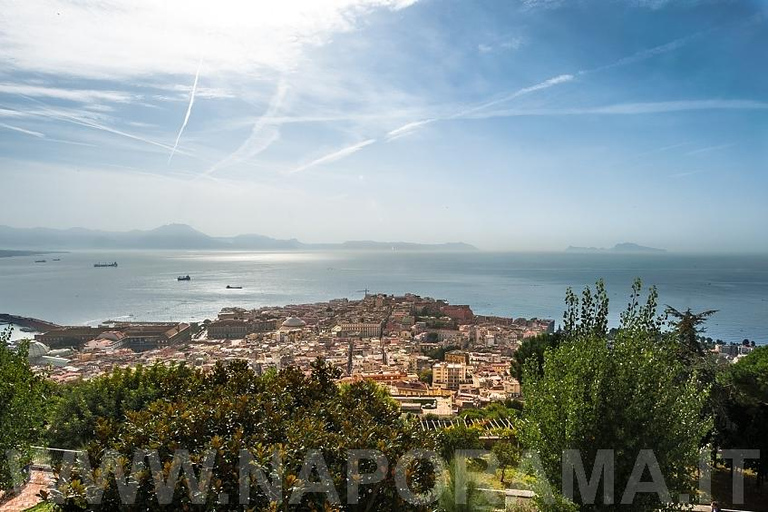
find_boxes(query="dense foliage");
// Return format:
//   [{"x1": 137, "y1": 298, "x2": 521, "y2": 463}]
[
  {"x1": 521, "y1": 280, "x2": 712, "y2": 512},
  {"x1": 0, "y1": 328, "x2": 49, "y2": 492},
  {"x1": 718, "y1": 346, "x2": 768, "y2": 486},
  {"x1": 459, "y1": 399, "x2": 522, "y2": 422},
  {"x1": 54, "y1": 358, "x2": 437, "y2": 511},
  {"x1": 510, "y1": 333, "x2": 562, "y2": 382},
  {"x1": 47, "y1": 362, "x2": 204, "y2": 449},
  {"x1": 435, "y1": 424, "x2": 482, "y2": 463}
]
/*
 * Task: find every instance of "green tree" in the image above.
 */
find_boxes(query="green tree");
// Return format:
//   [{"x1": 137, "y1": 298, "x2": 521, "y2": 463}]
[
  {"x1": 510, "y1": 333, "x2": 562, "y2": 382},
  {"x1": 436, "y1": 424, "x2": 482, "y2": 462},
  {"x1": 719, "y1": 346, "x2": 768, "y2": 486},
  {"x1": 46, "y1": 362, "x2": 204, "y2": 449},
  {"x1": 492, "y1": 429, "x2": 521, "y2": 484},
  {"x1": 665, "y1": 306, "x2": 718, "y2": 363},
  {"x1": 521, "y1": 281, "x2": 711, "y2": 512},
  {"x1": 55, "y1": 359, "x2": 437, "y2": 511},
  {"x1": 0, "y1": 328, "x2": 49, "y2": 492},
  {"x1": 459, "y1": 401, "x2": 520, "y2": 422}
]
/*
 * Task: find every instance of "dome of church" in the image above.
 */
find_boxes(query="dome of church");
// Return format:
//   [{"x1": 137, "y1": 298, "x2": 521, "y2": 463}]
[
  {"x1": 281, "y1": 317, "x2": 306, "y2": 328},
  {"x1": 27, "y1": 341, "x2": 50, "y2": 360}
]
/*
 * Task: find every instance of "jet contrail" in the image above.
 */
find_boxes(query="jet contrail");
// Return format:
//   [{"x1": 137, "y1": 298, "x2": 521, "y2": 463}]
[
  {"x1": 168, "y1": 57, "x2": 203, "y2": 164},
  {"x1": 0, "y1": 122, "x2": 45, "y2": 138},
  {"x1": 202, "y1": 81, "x2": 288, "y2": 176},
  {"x1": 286, "y1": 138, "x2": 376, "y2": 175}
]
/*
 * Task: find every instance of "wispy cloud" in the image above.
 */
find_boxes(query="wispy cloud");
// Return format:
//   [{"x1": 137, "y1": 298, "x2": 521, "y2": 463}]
[
  {"x1": 0, "y1": 1, "x2": 420, "y2": 79},
  {"x1": 520, "y1": 0, "x2": 566, "y2": 10},
  {"x1": 466, "y1": 99, "x2": 768, "y2": 120},
  {"x1": 685, "y1": 143, "x2": 734, "y2": 156},
  {"x1": 203, "y1": 81, "x2": 288, "y2": 176},
  {"x1": 388, "y1": 31, "x2": 709, "y2": 140},
  {"x1": 14, "y1": 96, "x2": 197, "y2": 157},
  {"x1": 0, "y1": 122, "x2": 44, "y2": 138},
  {"x1": 669, "y1": 169, "x2": 708, "y2": 178},
  {"x1": 581, "y1": 31, "x2": 703, "y2": 75},
  {"x1": 0, "y1": 83, "x2": 136, "y2": 103},
  {"x1": 287, "y1": 139, "x2": 376, "y2": 174},
  {"x1": 456, "y1": 74, "x2": 575, "y2": 118},
  {"x1": 385, "y1": 119, "x2": 435, "y2": 140},
  {"x1": 384, "y1": 74, "x2": 575, "y2": 142},
  {"x1": 477, "y1": 35, "x2": 526, "y2": 54},
  {"x1": 168, "y1": 58, "x2": 203, "y2": 164},
  {"x1": 0, "y1": 120, "x2": 98, "y2": 147}
]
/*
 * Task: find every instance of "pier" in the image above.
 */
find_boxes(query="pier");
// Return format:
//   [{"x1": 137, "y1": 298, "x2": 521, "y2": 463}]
[{"x1": 0, "y1": 314, "x2": 61, "y2": 332}]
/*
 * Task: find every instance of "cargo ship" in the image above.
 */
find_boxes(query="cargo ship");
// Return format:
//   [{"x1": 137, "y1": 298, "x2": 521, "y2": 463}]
[
  {"x1": 94, "y1": 262, "x2": 118, "y2": 268},
  {"x1": 177, "y1": 275, "x2": 191, "y2": 281}
]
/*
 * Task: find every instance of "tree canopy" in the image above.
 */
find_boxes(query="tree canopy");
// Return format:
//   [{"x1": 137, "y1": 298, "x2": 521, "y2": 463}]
[
  {"x1": 718, "y1": 346, "x2": 768, "y2": 486},
  {"x1": 0, "y1": 328, "x2": 50, "y2": 492},
  {"x1": 54, "y1": 358, "x2": 437, "y2": 511},
  {"x1": 521, "y1": 280, "x2": 712, "y2": 512},
  {"x1": 47, "y1": 362, "x2": 204, "y2": 449}
]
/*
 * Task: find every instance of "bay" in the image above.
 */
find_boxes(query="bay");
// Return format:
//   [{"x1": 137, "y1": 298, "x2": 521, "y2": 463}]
[{"x1": 0, "y1": 250, "x2": 766, "y2": 344}]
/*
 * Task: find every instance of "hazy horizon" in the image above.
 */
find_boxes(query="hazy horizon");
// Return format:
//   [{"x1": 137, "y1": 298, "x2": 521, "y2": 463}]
[
  {"x1": 4, "y1": 221, "x2": 768, "y2": 255},
  {"x1": 1, "y1": 1, "x2": 767, "y2": 252}
]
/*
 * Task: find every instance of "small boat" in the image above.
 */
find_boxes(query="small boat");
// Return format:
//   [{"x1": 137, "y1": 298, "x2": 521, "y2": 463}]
[
  {"x1": 177, "y1": 275, "x2": 191, "y2": 281},
  {"x1": 94, "y1": 262, "x2": 118, "y2": 268},
  {"x1": 52, "y1": 258, "x2": 61, "y2": 261},
  {"x1": 34, "y1": 260, "x2": 46, "y2": 263},
  {"x1": 226, "y1": 285, "x2": 243, "y2": 289}
]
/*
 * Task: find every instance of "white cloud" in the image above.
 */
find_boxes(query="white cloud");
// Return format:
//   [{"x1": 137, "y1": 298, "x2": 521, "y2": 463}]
[
  {"x1": 452, "y1": 75, "x2": 576, "y2": 119},
  {"x1": 385, "y1": 119, "x2": 435, "y2": 140},
  {"x1": 477, "y1": 35, "x2": 526, "y2": 54},
  {"x1": 287, "y1": 139, "x2": 377, "y2": 174},
  {"x1": 0, "y1": 122, "x2": 45, "y2": 138},
  {"x1": 0, "y1": 83, "x2": 137, "y2": 103},
  {"x1": 168, "y1": 58, "x2": 204, "y2": 164},
  {"x1": 466, "y1": 100, "x2": 768, "y2": 119},
  {"x1": 204, "y1": 82, "x2": 289, "y2": 175},
  {"x1": 18, "y1": 100, "x2": 193, "y2": 156},
  {"x1": 685, "y1": 143, "x2": 734, "y2": 156},
  {"x1": 0, "y1": 0, "x2": 420, "y2": 79}
]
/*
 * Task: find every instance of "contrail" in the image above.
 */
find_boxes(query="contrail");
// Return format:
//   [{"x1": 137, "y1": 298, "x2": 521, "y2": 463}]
[
  {"x1": 16, "y1": 95, "x2": 182, "y2": 153},
  {"x1": 0, "y1": 122, "x2": 45, "y2": 138},
  {"x1": 202, "y1": 81, "x2": 288, "y2": 176},
  {"x1": 168, "y1": 57, "x2": 203, "y2": 164},
  {"x1": 454, "y1": 74, "x2": 574, "y2": 119},
  {"x1": 384, "y1": 74, "x2": 574, "y2": 142},
  {"x1": 286, "y1": 138, "x2": 376, "y2": 175}
]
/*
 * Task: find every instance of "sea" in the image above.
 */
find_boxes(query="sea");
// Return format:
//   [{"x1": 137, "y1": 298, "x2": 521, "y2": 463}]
[{"x1": 1, "y1": 250, "x2": 766, "y2": 344}]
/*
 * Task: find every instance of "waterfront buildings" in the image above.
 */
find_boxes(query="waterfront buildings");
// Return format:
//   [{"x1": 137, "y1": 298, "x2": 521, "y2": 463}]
[{"x1": 26, "y1": 293, "x2": 554, "y2": 415}]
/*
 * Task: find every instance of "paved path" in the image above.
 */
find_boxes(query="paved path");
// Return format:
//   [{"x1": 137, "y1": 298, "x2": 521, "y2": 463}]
[{"x1": 0, "y1": 469, "x2": 54, "y2": 512}]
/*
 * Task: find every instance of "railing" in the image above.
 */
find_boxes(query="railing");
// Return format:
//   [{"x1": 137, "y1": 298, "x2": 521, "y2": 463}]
[{"x1": 419, "y1": 417, "x2": 514, "y2": 431}]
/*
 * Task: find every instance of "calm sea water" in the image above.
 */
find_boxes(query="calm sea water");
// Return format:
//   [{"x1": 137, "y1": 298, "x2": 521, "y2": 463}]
[{"x1": 1, "y1": 251, "x2": 766, "y2": 344}]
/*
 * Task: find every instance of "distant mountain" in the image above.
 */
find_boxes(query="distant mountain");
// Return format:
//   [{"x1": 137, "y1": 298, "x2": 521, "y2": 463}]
[
  {"x1": 0, "y1": 249, "x2": 61, "y2": 258},
  {"x1": 0, "y1": 224, "x2": 478, "y2": 252},
  {"x1": 566, "y1": 243, "x2": 666, "y2": 254}
]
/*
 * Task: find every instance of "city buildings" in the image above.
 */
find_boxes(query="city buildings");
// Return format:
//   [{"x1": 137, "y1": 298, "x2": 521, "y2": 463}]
[{"x1": 28, "y1": 293, "x2": 552, "y2": 415}]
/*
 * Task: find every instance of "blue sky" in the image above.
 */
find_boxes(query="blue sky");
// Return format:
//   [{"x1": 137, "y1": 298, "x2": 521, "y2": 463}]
[{"x1": 0, "y1": 0, "x2": 766, "y2": 251}]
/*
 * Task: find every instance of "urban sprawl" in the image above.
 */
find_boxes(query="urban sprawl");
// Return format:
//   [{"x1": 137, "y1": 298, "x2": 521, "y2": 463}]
[{"x1": 15, "y1": 292, "x2": 756, "y2": 418}]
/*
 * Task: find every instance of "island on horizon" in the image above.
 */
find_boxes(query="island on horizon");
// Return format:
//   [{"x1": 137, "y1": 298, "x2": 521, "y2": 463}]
[{"x1": 565, "y1": 242, "x2": 667, "y2": 254}]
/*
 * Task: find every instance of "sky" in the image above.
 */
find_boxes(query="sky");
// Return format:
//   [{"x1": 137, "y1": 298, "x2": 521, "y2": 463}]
[{"x1": 0, "y1": 0, "x2": 766, "y2": 252}]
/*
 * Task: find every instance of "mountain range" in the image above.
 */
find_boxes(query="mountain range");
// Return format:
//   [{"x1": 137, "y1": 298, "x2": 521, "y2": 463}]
[
  {"x1": 565, "y1": 242, "x2": 666, "y2": 254},
  {"x1": 0, "y1": 224, "x2": 477, "y2": 252}
]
